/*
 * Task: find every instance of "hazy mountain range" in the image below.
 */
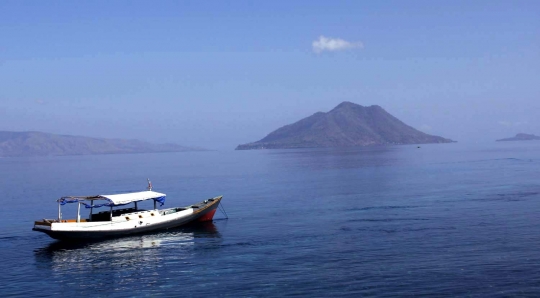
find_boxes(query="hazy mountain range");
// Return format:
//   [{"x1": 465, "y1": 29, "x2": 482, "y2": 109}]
[
  {"x1": 2, "y1": 102, "x2": 457, "y2": 156},
  {"x1": 0, "y1": 131, "x2": 203, "y2": 157},
  {"x1": 236, "y1": 102, "x2": 454, "y2": 150}
]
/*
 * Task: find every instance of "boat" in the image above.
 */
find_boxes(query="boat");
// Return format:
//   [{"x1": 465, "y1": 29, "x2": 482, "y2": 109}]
[{"x1": 33, "y1": 181, "x2": 223, "y2": 241}]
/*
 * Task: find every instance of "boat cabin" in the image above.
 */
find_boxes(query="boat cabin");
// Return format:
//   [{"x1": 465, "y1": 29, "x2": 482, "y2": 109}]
[{"x1": 56, "y1": 191, "x2": 168, "y2": 223}]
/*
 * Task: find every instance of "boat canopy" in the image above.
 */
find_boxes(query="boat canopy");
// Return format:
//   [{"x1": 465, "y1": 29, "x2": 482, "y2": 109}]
[
  {"x1": 100, "y1": 191, "x2": 166, "y2": 205},
  {"x1": 58, "y1": 191, "x2": 166, "y2": 209}
]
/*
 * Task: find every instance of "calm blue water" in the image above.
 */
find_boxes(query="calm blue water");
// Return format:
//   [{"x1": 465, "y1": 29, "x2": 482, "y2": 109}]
[{"x1": 1, "y1": 142, "x2": 540, "y2": 297}]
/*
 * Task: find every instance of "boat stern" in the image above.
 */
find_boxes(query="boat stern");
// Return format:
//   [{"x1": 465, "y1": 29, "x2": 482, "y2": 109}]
[
  {"x1": 33, "y1": 220, "x2": 54, "y2": 236},
  {"x1": 33, "y1": 220, "x2": 53, "y2": 229}
]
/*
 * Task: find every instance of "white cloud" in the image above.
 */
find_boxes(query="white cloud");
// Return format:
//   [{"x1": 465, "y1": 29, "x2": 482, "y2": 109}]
[{"x1": 312, "y1": 36, "x2": 363, "y2": 53}]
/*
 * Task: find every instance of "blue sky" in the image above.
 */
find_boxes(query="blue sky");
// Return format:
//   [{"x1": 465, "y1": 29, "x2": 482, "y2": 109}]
[{"x1": 1, "y1": 1, "x2": 539, "y2": 149}]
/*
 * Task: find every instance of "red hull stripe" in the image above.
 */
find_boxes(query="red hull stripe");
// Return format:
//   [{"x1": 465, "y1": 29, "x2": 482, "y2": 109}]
[{"x1": 197, "y1": 209, "x2": 217, "y2": 222}]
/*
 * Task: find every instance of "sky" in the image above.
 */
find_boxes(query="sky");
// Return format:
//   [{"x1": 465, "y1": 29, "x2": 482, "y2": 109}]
[{"x1": 1, "y1": 0, "x2": 539, "y2": 150}]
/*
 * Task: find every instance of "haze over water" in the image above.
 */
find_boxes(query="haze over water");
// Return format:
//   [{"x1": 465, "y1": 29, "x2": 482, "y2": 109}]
[{"x1": 1, "y1": 142, "x2": 540, "y2": 297}]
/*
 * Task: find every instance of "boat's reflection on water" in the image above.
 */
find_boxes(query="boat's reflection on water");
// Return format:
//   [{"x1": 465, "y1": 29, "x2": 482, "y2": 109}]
[{"x1": 34, "y1": 222, "x2": 222, "y2": 272}]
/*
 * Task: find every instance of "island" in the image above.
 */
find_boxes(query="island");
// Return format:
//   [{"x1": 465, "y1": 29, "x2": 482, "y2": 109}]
[
  {"x1": 236, "y1": 101, "x2": 454, "y2": 150},
  {"x1": 0, "y1": 131, "x2": 204, "y2": 157},
  {"x1": 496, "y1": 133, "x2": 540, "y2": 142}
]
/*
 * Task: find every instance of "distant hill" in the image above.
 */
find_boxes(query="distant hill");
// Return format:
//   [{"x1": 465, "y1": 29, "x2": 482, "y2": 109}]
[
  {"x1": 0, "y1": 131, "x2": 204, "y2": 157},
  {"x1": 496, "y1": 133, "x2": 540, "y2": 142},
  {"x1": 236, "y1": 101, "x2": 454, "y2": 150}
]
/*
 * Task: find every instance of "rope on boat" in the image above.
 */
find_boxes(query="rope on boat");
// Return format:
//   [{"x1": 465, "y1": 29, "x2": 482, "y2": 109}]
[{"x1": 218, "y1": 201, "x2": 229, "y2": 219}]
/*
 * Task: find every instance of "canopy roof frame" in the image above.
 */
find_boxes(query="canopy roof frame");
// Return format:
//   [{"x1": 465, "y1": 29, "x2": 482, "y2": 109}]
[{"x1": 57, "y1": 191, "x2": 166, "y2": 207}]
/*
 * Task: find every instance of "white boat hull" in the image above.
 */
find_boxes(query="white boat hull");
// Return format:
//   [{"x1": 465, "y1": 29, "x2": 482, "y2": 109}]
[{"x1": 33, "y1": 196, "x2": 222, "y2": 240}]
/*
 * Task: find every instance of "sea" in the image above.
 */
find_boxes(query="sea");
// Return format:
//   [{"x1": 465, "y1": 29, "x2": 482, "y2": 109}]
[{"x1": 1, "y1": 142, "x2": 540, "y2": 297}]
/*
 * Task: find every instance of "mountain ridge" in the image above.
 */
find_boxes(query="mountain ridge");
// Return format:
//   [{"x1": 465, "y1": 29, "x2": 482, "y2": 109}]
[
  {"x1": 496, "y1": 133, "x2": 540, "y2": 142},
  {"x1": 0, "y1": 131, "x2": 204, "y2": 157},
  {"x1": 236, "y1": 101, "x2": 454, "y2": 150}
]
